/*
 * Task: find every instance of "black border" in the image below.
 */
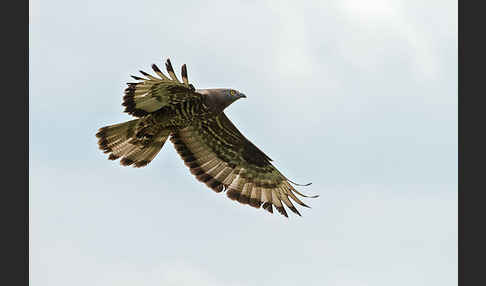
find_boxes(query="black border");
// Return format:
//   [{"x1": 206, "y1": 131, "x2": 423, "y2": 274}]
[
  {"x1": 459, "y1": 1, "x2": 485, "y2": 285},
  {"x1": 4, "y1": 0, "x2": 28, "y2": 284}
]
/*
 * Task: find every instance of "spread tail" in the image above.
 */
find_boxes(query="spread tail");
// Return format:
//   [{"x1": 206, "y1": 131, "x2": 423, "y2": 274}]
[{"x1": 96, "y1": 119, "x2": 170, "y2": 167}]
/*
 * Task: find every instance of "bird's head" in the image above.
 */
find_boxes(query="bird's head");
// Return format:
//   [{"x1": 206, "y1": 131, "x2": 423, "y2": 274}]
[{"x1": 198, "y1": 88, "x2": 247, "y2": 112}]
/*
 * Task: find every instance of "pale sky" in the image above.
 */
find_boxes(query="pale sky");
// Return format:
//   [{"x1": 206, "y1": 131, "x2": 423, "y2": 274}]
[{"x1": 30, "y1": 1, "x2": 457, "y2": 285}]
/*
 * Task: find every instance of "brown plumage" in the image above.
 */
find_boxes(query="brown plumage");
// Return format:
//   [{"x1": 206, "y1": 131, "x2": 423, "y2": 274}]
[{"x1": 96, "y1": 58, "x2": 317, "y2": 217}]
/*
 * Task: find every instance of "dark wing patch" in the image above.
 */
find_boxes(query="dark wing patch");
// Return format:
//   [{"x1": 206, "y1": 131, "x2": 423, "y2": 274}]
[
  {"x1": 122, "y1": 59, "x2": 201, "y2": 117},
  {"x1": 170, "y1": 113, "x2": 317, "y2": 217}
]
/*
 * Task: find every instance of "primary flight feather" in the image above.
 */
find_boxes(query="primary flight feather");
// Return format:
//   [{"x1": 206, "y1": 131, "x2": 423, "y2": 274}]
[{"x1": 96, "y1": 59, "x2": 317, "y2": 217}]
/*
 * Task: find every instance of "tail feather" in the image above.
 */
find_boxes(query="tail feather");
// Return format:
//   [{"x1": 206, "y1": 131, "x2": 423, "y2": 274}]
[{"x1": 96, "y1": 119, "x2": 169, "y2": 167}]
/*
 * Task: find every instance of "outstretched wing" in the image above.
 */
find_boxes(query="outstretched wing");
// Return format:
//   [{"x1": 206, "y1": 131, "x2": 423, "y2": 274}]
[
  {"x1": 123, "y1": 59, "x2": 201, "y2": 117},
  {"x1": 170, "y1": 113, "x2": 317, "y2": 217}
]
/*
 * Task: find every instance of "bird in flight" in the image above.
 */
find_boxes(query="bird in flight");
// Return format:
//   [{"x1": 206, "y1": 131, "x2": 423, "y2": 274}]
[{"x1": 96, "y1": 59, "x2": 317, "y2": 217}]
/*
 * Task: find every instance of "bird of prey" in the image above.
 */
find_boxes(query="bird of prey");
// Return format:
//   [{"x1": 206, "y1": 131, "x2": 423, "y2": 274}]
[{"x1": 96, "y1": 59, "x2": 317, "y2": 217}]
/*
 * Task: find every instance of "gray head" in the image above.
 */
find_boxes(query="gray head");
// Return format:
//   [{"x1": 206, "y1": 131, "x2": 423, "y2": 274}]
[{"x1": 197, "y1": 88, "x2": 247, "y2": 112}]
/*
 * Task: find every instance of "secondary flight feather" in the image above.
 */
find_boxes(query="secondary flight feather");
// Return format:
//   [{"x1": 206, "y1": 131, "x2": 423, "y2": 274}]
[{"x1": 96, "y1": 58, "x2": 318, "y2": 217}]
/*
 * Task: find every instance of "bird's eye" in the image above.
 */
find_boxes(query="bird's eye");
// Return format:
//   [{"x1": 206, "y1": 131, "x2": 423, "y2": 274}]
[{"x1": 230, "y1": 90, "x2": 237, "y2": 96}]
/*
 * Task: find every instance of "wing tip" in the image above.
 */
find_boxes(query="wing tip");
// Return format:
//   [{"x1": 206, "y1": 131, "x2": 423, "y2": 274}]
[
  {"x1": 165, "y1": 58, "x2": 174, "y2": 72},
  {"x1": 139, "y1": 70, "x2": 150, "y2": 77},
  {"x1": 276, "y1": 206, "x2": 288, "y2": 218},
  {"x1": 262, "y1": 202, "x2": 273, "y2": 214},
  {"x1": 289, "y1": 206, "x2": 302, "y2": 216},
  {"x1": 130, "y1": 75, "x2": 145, "y2": 81},
  {"x1": 288, "y1": 179, "x2": 312, "y2": 187},
  {"x1": 249, "y1": 198, "x2": 262, "y2": 209},
  {"x1": 152, "y1": 63, "x2": 162, "y2": 73}
]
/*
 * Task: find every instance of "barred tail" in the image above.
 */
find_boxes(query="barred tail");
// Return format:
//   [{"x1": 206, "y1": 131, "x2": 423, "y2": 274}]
[{"x1": 95, "y1": 119, "x2": 170, "y2": 168}]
